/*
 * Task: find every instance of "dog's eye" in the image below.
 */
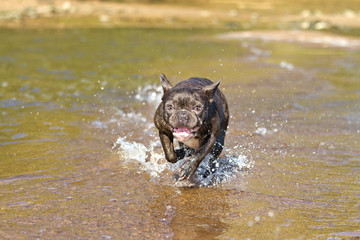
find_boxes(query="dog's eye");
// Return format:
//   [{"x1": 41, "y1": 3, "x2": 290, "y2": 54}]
[
  {"x1": 167, "y1": 104, "x2": 174, "y2": 110},
  {"x1": 193, "y1": 106, "x2": 202, "y2": 112}
]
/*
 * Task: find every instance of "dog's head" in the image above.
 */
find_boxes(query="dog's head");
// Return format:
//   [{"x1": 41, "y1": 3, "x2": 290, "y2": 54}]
[{"x1": 160, "y1": 74, "x2": 220, "y2": 142}]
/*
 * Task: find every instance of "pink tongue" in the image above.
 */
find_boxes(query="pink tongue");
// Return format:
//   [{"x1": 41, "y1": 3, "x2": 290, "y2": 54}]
[
  {"x1": 174, "y1": 127, "x2": 191, "y2": 133},
  {"x1": 173, "y1": 127, "x2": 192, "y2": 141}
]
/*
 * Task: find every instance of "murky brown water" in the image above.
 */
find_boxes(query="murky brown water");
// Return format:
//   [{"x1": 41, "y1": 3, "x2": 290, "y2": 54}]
[{"x1": 0, "y1": 28, "x2": 359, "y2": 239}]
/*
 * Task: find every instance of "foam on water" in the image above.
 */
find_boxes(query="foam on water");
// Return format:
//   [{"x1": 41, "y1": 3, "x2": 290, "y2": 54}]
[
  {"x1": 113, "y1": 84, "x2": 253, "y2": 186},
  {"x1": 134, "y1": 84, "x2": 163, "y2": 106},
  {"x1": 113, "y1": 137, "x2": 167, "y2": 178},
  {"x1": 114, "y1": 136, "x2": 253, "y2": 186},
  {"x1": 193, "y1": 151, "x2": 253, "y2": 187}
]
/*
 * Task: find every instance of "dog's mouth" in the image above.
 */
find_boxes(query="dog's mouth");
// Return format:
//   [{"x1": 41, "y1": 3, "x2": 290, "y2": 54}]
[{"x1": 172, "y1": 127, "x2": 199, "y2": 142}]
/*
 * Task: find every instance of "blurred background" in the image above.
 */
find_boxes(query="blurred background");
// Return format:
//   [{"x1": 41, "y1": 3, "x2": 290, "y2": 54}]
[
  {"x1": 1, "y1": 1, "x2": 359, "y2": 240},
  {"x1": 1, "y1": 0, "x2": 360, "y2": 32}
]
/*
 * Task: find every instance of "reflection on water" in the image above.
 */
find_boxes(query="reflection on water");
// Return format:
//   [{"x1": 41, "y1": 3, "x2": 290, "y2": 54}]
[{"x1": 0, "y1": 28, "x2": 359, "y2": 239}]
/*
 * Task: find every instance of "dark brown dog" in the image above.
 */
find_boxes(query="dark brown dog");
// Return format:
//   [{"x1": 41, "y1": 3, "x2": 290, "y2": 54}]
[{"x1": 154, "y1": 74, "x2": 229, "y2": 181}]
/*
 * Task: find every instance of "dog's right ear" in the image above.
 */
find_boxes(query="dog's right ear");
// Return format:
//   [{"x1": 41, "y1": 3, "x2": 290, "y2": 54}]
[
  {"x1": 160, "y1": 74, "x2": 172, "y2": 93},
  {"x1": 203, "y1": 80, "x2": 221, "y2": 99}
]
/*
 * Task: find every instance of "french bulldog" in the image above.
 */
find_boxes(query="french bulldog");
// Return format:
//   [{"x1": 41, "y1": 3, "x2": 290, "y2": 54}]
[{"x1": 154, "y1": 74, "x2": 229, "y2": 181}]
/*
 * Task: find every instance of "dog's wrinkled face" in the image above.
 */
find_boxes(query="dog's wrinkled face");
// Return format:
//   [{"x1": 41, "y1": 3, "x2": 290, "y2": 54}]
[{"x1": 163, "y1": 89, "x2": 208, "y2": 142}]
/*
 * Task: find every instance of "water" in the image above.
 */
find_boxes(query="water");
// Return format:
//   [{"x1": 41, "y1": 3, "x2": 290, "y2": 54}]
[{"x1": 0, "y1": 28, "x2": 359, "y2": 239}]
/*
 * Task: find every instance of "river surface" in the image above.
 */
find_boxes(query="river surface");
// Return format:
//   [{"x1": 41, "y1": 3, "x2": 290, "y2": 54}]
[{"x1": 0, "y1": 28, "x2": 359, "y2": 239}]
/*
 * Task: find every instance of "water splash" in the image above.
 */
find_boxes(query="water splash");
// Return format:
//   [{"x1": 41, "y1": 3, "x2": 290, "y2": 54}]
[
  {"x1": 113, "y1": 137, "x2": 149, "y2": 161},
  {"x1": 280, "y1": 61, "x2": 294, "y2": 71},
  {"x1": 113, "y1": 137, "x2": 167, "y2": 178},
  {"x1": 114, "y1": 136, "x2": 253, "y2": 187},
  {"x1": 134, "y1": 84, "x2": 163, "y2": 106},
  {"x1": 254, "y1": 127, "x2": 279, "y2": 136},
  {"x1": 114, "y1": 84, "x2": 253, "y2": 186},
  {"x1": 194, "y1": 152, "x2": 253, "y2": 187}
]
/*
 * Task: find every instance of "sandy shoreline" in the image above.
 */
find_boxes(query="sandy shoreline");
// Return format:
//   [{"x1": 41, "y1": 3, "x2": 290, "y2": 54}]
[
  {"x1": 1, "y1": 0, "x2": 360, "y2": 49},
  {"x1": 1, "y1": 0, "x2": 360, "y2": 30},
  {"x1": 0, "y1": 0, "x2": 238, "y2": 28}
]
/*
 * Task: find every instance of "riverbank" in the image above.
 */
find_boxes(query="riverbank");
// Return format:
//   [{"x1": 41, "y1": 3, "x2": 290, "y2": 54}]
[{"x1": 1, "y1": 0, "x2": 360, "y2": 31}]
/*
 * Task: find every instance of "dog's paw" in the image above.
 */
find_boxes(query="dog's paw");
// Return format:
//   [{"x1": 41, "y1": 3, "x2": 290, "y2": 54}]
[
  {"x1": 178, "y1": 160, "x2": 197, "y2": 181},
  {"x1": 175, "y1": 149, "x2": 186, "y2": 160}
]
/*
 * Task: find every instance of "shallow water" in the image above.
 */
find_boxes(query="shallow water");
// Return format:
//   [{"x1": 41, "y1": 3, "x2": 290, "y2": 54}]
[{"x1": 0, "y1": 28, "x2": 359, "y2": 239}]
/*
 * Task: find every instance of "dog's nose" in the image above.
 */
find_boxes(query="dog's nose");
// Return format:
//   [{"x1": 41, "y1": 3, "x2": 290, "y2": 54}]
[{"x1": 178, "y1": 111, "x2": 189, "y2": 123}]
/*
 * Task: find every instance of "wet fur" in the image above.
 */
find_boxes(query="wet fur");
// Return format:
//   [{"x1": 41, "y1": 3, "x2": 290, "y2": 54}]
[{"x1": 154, "y1": 74, "x2": 229, "y2": 181}]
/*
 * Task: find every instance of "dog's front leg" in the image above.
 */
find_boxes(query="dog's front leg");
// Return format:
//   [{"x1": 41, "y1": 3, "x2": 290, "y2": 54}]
[
  {"x1": 159, "y1": 132, "x2": 188, "y2": 163},
  {"x1": 159, "y1": 132, "x2": 178, "y2": 163},
  {"x1": 178, "y1": 134, "x2": 217, "y2": 180}
]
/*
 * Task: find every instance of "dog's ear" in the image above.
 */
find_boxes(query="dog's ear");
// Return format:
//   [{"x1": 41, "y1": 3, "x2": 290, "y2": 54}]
[
  {"x1": 203, "y1": 80, "x2": 221, "y2": 99},
  {"x1": 160, "y1": 74, "x2": 172, "y2": 93}
]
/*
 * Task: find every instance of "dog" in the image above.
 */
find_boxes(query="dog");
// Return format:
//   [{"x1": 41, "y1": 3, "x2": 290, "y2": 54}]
[{"x1": 154, "y1": 74, "x2": 229, "y2": 181}]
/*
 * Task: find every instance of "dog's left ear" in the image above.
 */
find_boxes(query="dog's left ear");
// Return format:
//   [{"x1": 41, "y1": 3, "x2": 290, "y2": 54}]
[
  {"x1": 204, "y1": 80, "x2": 221, "y2": 99},
  {"x1": 160, "y1": 74, "x2": 173, "y2": 93}
]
